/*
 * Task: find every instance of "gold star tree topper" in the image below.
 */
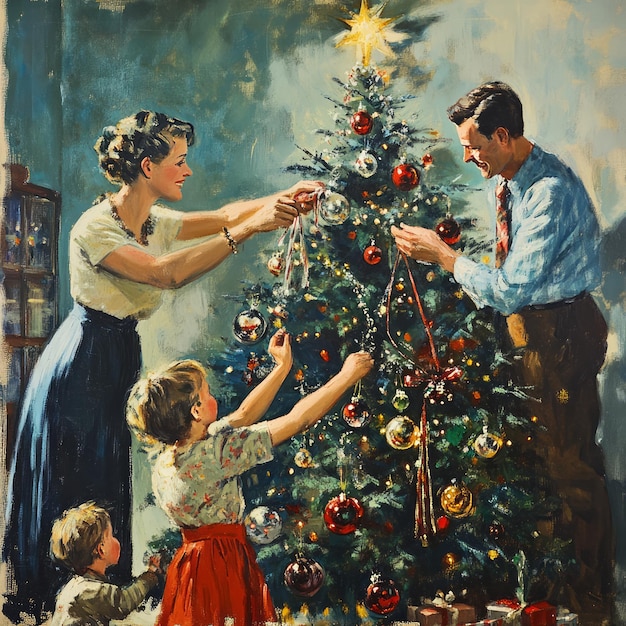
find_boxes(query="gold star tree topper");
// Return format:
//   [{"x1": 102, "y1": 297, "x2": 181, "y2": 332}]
[{"x1": 335, "y1": 0, "x2": 407, "y2": 67}]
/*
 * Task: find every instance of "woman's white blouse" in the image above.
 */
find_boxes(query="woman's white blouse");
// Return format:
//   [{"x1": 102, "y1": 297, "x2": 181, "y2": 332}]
[{"x1": 69, "y1": 199, "x2": 183, "y2": 319}]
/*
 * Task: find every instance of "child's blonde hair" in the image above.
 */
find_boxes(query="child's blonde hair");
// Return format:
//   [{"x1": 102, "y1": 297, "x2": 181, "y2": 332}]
[
  {"x1": 50, "y1": 501, "x2": 111, "y2": 575},
  {"x1": 126, "y1": 359, "x2": 207, "y2": 446}
]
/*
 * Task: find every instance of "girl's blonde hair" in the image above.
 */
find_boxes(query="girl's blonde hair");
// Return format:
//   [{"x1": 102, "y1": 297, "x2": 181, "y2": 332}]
[
  {"x1": 50, "y1": 501, "x2": 111, "y2": 575},
  {"x1": 126, "y1": 359, "x2": 207, "y2": 447}
]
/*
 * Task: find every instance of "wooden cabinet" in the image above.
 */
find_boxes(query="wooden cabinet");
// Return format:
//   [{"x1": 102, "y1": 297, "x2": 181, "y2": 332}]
[{"x1": 2, "y1": 164, "x2": 60, "y2": 462}]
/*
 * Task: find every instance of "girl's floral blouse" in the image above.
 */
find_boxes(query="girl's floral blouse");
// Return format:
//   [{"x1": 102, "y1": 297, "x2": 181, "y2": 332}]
[{"x1": 152, "y1": 420, "x2": 274, "y2": 528}]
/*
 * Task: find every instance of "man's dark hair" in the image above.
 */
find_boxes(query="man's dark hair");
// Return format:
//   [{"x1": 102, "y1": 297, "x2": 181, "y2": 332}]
[{"x1": 447, "y1": 81, "x2": 524, "y2": 138}]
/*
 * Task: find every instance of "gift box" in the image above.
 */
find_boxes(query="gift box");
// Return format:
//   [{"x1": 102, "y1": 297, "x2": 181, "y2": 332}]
[
  {"x1": 521, "y1": 601, "x2": 556, "y2": 626},
  {"x1": 486, "y1": 600, "x2": 556, "y2": 626},
  {"x1": 486, "y1": 599, "x2": 521, "y2": 621},
  {"x1": 465, "y1": 620, "x2": 504, "y2": 626},
  {"x1": 407, "y1": 603, "x2": 477, "y2": 625},
  {"x1": 407, "y1": 605, "x2": 448, "y2": 626},
  {"x1": 555, "y1": 609, "x2": 577, "y2": 625}
]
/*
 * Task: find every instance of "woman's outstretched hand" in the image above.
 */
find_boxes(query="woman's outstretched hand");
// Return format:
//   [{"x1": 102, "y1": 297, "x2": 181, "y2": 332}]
[
  {"x1": 246, "y1": 181, "x2": 325, "y2": 232},
  {"x1": 288, "y1": 180, "x2": 325, "y2": 215},
  {"x1": 250, "y1": 196, "x2": 300, "y2": 232}
]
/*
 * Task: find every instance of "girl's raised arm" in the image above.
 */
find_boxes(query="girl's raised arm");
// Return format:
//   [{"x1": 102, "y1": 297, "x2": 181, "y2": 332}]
[
  {"x1": 225, "y1": 330, "x2": 293, "y2": 429},
  {"x1": 267, "y1": 351, "x2": 374, "y2": 446}
]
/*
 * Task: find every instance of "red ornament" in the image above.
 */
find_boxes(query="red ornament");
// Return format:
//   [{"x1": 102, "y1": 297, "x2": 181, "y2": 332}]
[
  {"x1": 435, "y1": 217, "x2": 461, "y2": 245},
  {"x1": 350, "y1": 110, "x2": 374, "y2": 135},
  {"x1": 323, "y1": 493, "x2": 364, "y2": 534},
  {"x1": 436, "y1": 515, "x2": 451, "y2": 534},
  {"x1": 319, "y1": 349, "x2": 330, "y2": 362},
  {"x1": 363, "y1": 243, "x2": 383, "y2": 265},
  {"x1": 422, "y1": 153, "x2": 434, "y2": 167},
  {"x1": 391, "y1": 163, "x2": 420, "y2": 191},
  {"x1": 267, "y1": 253, "x2": 285, "y2": 276},
  {"x1": 284, "y1": 554, "x2": 325, "y2": 597},
  {"x1": 365, "y1": 575, "x2": 400, "y2": 615},
  {"x1": 342, "y1": 397, "x2": 371, "y2": 428}
]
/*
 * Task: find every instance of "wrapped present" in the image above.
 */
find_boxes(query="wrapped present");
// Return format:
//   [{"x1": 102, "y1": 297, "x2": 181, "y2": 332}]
[
  {"x1": 487, "y1": 599, "x2": 521, "y2": 621},
  {"x1": 487, "y1": 600, "x2": 557, "y2": 626},
  {"x1": 521, "y1": 601, "x2": 556, "y2": 626},
  {"x1": 555, "y1": 609, "x2": 577, "y2": 625},
  {"x1": 407, "y1": 605, "x2": 448, "y2": 626},
  {"x1": 487, "y1": 599, "x2": 522, "y2": 625},
  {"x1": 465, "y1": 620, "x2": 504, "y2": 626},
  {"x1": 454, "y1": 603, "x2": 478, "y2": 624},
  {"x1": 407, "y1": 602, "x2": 477, "y2": 625}
]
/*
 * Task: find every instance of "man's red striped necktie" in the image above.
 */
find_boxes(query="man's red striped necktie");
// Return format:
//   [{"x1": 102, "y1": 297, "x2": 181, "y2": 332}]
[{"x1": 495, "y1": 178, "x2": 510, "y2": 268}]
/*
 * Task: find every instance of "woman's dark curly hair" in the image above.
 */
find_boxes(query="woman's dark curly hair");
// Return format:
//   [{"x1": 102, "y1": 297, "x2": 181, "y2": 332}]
[{"x1": 94, "y1": 110, "x2": 195, "y2": 185}]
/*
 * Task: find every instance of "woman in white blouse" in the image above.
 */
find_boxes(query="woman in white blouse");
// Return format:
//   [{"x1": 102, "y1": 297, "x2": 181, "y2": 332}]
[{"x1": 2, "y1": 110, "x2": 322, "y2": 623}]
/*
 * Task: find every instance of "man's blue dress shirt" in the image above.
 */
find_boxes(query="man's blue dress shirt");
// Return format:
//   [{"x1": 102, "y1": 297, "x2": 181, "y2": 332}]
[{"x1": 454, "y1": 144, "x2": 602, "y2": 315}]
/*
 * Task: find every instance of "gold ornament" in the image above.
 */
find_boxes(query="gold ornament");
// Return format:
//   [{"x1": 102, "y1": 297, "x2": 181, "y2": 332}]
[
  {"x1": 385, "y1": 416, "x2": 419, "y2": 450},
  {"x1": 473, "y1": 427, "x2": 503, "y2": 459},
  {"x1": 440, "y1": 483, "x2": 474, "y2": 519},
  {"x1": 556, "y1": 388, "x2": 569, "y2": 404},
  {"x1": 441, "y1": 551, "x2": 460, "y2": 571},
  {"x1": 294, "y1": 448, "x2": 314, "y2": 468}
]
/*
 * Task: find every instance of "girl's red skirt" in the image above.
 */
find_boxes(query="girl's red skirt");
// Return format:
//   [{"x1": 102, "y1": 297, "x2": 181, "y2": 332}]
[{"x1": 157, "y1": 523, "x2": 275, "y2": 626}]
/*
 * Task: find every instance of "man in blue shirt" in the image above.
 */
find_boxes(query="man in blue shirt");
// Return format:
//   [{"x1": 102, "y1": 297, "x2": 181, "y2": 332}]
[{"x1": 392, "y1": 82, "x2": 612, "y2": 621}]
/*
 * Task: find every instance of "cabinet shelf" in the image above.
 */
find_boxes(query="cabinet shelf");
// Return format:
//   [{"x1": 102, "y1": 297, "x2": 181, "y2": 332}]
[{"x1": 2, "y1": 164, "x2": 60, "y2": 465}]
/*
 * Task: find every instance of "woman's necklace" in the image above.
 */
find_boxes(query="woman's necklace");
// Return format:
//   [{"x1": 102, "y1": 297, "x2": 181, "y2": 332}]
[{"x1": 109, "y1": 195, "x2": 155, "y2": 246}]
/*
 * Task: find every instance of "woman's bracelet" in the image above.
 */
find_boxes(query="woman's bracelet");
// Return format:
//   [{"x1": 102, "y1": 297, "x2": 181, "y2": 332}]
[{"x1": 222, "y1": 227, "x2": 238, "y2": 254}]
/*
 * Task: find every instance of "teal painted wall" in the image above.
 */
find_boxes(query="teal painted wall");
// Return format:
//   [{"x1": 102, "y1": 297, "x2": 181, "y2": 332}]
[{"x1": 5, "y1": 0, "x2": 62, "y2": 189}]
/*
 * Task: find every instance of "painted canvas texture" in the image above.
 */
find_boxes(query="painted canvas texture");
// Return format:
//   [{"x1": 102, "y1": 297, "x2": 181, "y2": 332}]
[{"x1": 1, "y1": 1, "x2": 625, "y2": 625}]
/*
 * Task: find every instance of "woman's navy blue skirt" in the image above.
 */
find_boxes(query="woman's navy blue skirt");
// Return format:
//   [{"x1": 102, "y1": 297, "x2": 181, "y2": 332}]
[{"x1": 3, "y1": 302, "x2": 141, "y2": 618}]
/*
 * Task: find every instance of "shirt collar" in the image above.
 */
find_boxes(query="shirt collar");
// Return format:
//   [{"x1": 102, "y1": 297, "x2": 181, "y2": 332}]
[
  {"x1": 508, "y1": 142, "x2": 540, "y2": 196},
  {"x1": 83, "y1": 568, "x2": 109, "y2": 582}
]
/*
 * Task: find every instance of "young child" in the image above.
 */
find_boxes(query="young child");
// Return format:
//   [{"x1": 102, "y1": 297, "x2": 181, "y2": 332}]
[
  {"x1": 126, "y1": 329, "x2": 373, "y2": 626},
  {"x1": 49, "y1": 501, "x2": 162, "y2": 625}
]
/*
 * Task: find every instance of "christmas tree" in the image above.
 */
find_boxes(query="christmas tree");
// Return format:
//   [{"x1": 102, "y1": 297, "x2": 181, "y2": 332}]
[{"x1": 146, "y1": 2, "x2": 573, "y2": 623}]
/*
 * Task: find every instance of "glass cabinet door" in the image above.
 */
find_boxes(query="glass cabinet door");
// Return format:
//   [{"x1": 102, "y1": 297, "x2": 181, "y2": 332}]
[
  {"x1": 1, "y1": 164, "x2": 60, "y2": 460},
  {"x1": 25, "y1": 277, "x2": 56, "y2": 338},
  {"x1": 26, "y1": 197, "x2": 55, "y2": 270},
  {"x1": 3, "y1": 194, "x2": 24, "y2": 266},
  {"x1": 3, "y1": 277, "x2": 22, "y2": 336}
]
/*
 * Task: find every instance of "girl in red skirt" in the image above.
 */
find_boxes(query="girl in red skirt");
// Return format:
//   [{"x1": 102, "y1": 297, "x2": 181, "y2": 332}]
[{"x1": 126, "y1": 330, "x2": 373, "y2": 626}]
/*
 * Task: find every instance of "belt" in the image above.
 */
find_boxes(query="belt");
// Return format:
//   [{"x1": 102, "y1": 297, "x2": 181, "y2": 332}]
[
  {"x1": 521, "y1": 291, "x2": 588, "y2": 312},
  {"x1": 181, "y1": 523, "x2": 246, "y2": 543},
  {"x1": 72, "y1": 301, "x2": 138, "y2": 330}
]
